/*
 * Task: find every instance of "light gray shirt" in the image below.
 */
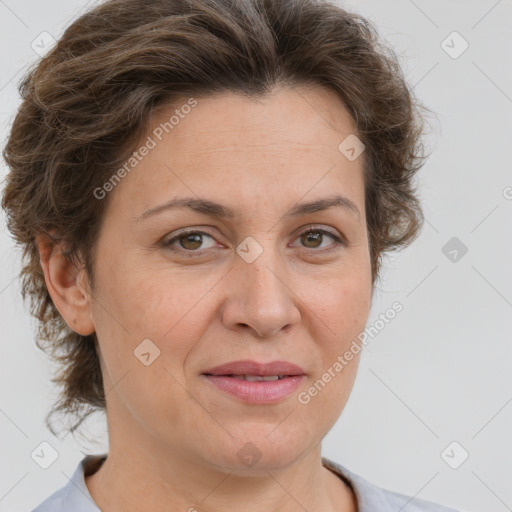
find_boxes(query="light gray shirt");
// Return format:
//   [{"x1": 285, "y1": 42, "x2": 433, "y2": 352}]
[{"x1": 31, "y1": 454, "x2": 460, "y2": 511}]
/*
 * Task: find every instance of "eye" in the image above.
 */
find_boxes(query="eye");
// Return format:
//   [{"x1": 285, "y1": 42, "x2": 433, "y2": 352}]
[
  {"x1": 291, "y1": 227, "x2": 345, "y2": 253},
  {"x1": 162, "y1": 229, "x2": 219, "y2": 255}
]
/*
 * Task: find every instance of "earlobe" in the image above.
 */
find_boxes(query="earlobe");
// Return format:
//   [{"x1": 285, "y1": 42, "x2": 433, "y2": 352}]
[{"x1": 36, "y1": 231, "x2": 96, "y2": 336}]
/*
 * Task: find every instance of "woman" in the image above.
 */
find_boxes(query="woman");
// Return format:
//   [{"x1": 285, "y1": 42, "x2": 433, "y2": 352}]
[{"x1": 2, "y1": 0, "x2": 459, "y2": 510}]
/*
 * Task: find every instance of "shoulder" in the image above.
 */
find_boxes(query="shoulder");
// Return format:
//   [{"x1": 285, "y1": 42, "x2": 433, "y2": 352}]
[
  {"x1": 31, "y1": 455, "x2": 104, "y2": 512},
  {"x1": 31, "y1": 487, "x2": 66, "y2": 512},
  {"x1": 322, "y1": 457, "x2": 461, "y2": 512}
]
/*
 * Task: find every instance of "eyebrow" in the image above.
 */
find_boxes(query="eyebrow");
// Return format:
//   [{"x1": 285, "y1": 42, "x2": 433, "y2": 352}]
[{"x1": 136, "y1": 194, "x2": 361, "y2": 223}]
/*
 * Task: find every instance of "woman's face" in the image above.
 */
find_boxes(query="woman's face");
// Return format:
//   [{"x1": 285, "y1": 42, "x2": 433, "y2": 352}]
[{"x1": 86, "y1": 85, "x2": 372, "y2": 472}]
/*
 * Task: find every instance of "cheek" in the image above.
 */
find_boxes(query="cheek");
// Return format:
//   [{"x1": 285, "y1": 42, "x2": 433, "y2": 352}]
[
  {"x1": 309, "y1": 270, "x2": 371, "y2": 350},
  {"x1": 95, "y1": 260, "x2": 196, "y2": 338},
  {"x1": 97, "y1": 268, "x2": 223, "y2": 382},
  {"x1": 304, "y1": 280, "x2": 369, "y2": 420},
  {"x1": 90, "y1": 268, "x2": 199, "y2": 424},
  {"x1": 309, "y1": 360, "x2": 360, "y2": 436}
]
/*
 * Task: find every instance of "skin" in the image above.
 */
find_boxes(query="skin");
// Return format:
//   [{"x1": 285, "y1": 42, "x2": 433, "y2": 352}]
[{"x1": 37, "y1": 84, "x2": 373, "y2": 512}]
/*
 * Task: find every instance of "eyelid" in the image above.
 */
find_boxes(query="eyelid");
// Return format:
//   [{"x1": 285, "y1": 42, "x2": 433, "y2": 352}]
[
  {"x1": 293, "y1": 224, "x2": 344, "y2": 241},
  {"x1": 291, "y1": 225, "x2": 346, "y2": 252},
  {"x1": 161, "y1": 227, "x2": 221, "y2": 251}
]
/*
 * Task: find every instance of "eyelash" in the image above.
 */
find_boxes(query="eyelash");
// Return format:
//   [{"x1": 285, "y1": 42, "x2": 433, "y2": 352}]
[{"x1": 161, "y1": 226, "x2": 346, "y2": 257}]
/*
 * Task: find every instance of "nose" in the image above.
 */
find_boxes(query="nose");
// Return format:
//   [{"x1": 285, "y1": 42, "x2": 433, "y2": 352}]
[{"x1": 221, "y1": 249, "x2": 301, "y2": 338}]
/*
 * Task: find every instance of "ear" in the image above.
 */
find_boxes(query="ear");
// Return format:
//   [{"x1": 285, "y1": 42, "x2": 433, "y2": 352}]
[{"x1": 36, "y1": 230, "x2": 95, "y2": 336}]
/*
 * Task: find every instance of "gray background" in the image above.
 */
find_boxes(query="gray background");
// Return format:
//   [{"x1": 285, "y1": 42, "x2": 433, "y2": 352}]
[{"x1": 1, "y1": 1, "x2": 511, "y2": 511}]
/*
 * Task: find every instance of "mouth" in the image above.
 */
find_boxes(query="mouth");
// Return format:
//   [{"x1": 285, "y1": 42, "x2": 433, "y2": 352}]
[
  {"x1": 201, "y1": 360, "x2": 307, "y2": 404},
  {"x1": 202, "y1": 359, "x2": 306, "y2": 378},
  {"x1": 205, "y1": 374, "x2": 289, "y2": 381}
]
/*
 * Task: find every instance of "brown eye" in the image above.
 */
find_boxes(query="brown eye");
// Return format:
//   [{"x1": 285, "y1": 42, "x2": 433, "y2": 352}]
[
  {"x1": 293, "y1": 228, "x2": 343, "y2": 252},
  {"x1": 163, "y1": 230, "x2": 217, "y2": 254},
  {"x1": 178, "y1": 233, "x2": 203, "y2": 250},
  {"x1": 300, "y1": 231, "x2": 324, "y2": 249}
]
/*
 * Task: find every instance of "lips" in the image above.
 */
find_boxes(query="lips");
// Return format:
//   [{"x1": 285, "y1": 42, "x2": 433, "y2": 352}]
[
  {"x1": 202, "y1": 359, "x2": 306, "y2": 377},
  {"x1": 202, "y1": 360, "x2": 307, "y2": 403}
]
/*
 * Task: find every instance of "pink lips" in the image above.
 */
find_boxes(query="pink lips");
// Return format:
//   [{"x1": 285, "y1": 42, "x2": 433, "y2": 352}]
[{"x1": 202, "y1": 359, "x2": 307, "y2": 404}]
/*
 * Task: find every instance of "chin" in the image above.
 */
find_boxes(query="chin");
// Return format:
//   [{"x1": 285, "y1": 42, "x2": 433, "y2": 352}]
[{"x1": 201, "y1": 429, "x2": 313, "y2": 474}]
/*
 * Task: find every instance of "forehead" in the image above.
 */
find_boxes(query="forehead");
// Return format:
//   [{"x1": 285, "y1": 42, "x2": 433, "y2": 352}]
[
  {"x1": 149, "y1": 84, "x2": 357, "y2": 149},
  {"x1": 108, "y1": 85, "x2": 366, "y2": 222}
]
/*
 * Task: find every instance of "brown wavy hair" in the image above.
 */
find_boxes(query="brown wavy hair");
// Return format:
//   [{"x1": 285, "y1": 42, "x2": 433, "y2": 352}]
[{"x1": 1, "y1": 0, "x2": 432, "y2": 437}]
